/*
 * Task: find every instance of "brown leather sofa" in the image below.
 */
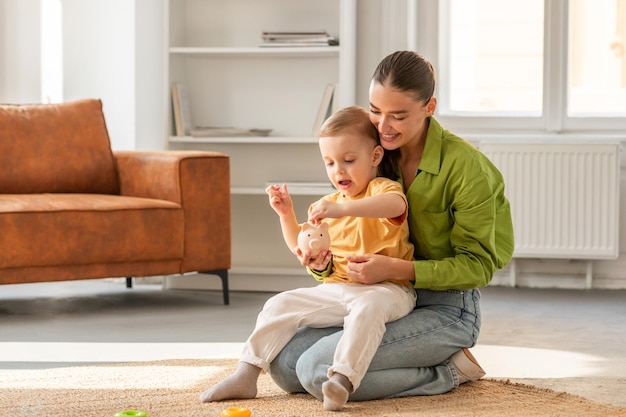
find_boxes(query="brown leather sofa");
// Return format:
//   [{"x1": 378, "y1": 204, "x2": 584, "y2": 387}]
[{"x1": 0, "y1": 99, "x2": 232, "y2": 303}]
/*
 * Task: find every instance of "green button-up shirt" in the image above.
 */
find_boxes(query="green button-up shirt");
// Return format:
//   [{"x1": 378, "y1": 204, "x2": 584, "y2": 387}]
[{"x1": 406, "y1": 117, "x2": 514, "y2": 290}]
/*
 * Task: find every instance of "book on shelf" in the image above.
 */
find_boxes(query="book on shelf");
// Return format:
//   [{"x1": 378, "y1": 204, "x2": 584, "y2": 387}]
[
  {"x1": 171, "y1": 83, "x2": 193, "y2": 136},
  {"x1": 311, "y1": 83, "x2": 336, "y2": 136},
  {"x1": 262, "y1": 30, "x2": 330, "y2": 39},
  {"x1": 260, "y1": 30, "x2": 338, "y2": 47}
]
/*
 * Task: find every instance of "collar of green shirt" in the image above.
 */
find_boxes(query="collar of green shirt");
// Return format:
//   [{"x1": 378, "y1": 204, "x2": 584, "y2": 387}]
[{"x1": 418, "y1": 116, "x2": 443, "y2": 176}]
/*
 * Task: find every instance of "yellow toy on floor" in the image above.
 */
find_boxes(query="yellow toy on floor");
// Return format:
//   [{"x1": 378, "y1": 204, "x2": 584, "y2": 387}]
[{"x1": 221, "y1": 407, "x2": 251, "y2": 417}]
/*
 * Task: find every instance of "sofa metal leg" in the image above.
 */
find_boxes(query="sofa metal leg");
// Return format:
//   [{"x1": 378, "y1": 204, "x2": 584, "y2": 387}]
[
  {"x1": 126, "y1": 277, "x2": 133, "y2": 288},
  {"x1": 201, "y1": 269, "x2": 229, "y2": 305}
]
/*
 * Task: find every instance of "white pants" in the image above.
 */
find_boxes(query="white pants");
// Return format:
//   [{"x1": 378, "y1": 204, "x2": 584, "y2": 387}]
[{"x1": 240, "y1": 281, "x2": 417, "y2": 391}]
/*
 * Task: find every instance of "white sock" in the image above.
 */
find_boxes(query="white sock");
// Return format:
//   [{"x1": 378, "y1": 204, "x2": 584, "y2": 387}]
[
  {"x1": 322, "y1": 373, "x2": 352, "y2": 411},
  {"x1": 199, "y1": 362, "x2": 261, "y2": 402}
]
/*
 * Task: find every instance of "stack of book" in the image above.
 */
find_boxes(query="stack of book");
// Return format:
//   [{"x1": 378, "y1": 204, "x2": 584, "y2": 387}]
[{"x1": 260, "y1": 30, "x2": 338, "y2": 47}]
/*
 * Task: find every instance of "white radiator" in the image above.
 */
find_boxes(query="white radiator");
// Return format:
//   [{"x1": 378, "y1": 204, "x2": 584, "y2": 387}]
[{"x1": 480, "y1": 141, "x2": 621, "y2": 263}]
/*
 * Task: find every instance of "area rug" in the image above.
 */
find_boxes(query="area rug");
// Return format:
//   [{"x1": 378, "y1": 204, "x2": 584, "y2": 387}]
[{"x1": 1, "y1": 359, "x2": 624, "y2": 417}]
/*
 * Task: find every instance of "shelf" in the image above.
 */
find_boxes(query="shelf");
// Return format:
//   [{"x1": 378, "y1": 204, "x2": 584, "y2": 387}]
[
  {"x1": 169, "y1": 136, "x2": 318, "y2": 144},
  {"x1": 165, "y1": 0, "x2": 355, "y2": 292},
  {"x1": 233, "y1": 184, "x2": 335, "y2": 196},
  {"x1": 169, "y1": 46, "x2": 340, "y2": 58}
]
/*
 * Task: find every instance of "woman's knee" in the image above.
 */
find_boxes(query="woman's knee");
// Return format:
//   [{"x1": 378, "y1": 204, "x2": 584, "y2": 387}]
[
  {"x1": 295, "y1": 349, "x2": 333, "y2": 400},
  {"x1": 270, "y1": 347, "x2": 304, "y2": 393},
  {"x1": 294, "y1": 328, "x2": 343, "y2": 399},
  {"x1": 270, "y1": 327, "x2": 340, "y2": 394},
  {"x1": 295, "y1": 354, "x2": 328, "y2": 400}
]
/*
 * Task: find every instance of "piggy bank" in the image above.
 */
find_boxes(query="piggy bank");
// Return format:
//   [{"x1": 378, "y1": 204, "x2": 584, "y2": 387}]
[{"x1": 297, "y1": 222, "x2": 330, "y2": 257}]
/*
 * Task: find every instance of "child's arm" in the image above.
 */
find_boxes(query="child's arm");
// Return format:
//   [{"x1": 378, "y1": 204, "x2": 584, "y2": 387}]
[
  {"x1": 266, "y1": 184, "x2": 300, "y2": 252},
  {"x1": 309, "y1": 192, "x2": 406, "y2": 223}
]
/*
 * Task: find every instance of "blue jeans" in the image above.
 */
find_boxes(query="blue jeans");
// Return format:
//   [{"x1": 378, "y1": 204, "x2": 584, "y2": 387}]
[{"x1": 269, "y1": 289, "x2": 481, "y2": 401}]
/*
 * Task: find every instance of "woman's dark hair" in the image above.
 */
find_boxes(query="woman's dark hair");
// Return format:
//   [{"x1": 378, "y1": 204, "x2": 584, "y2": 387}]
[
  {"x1": 372, "y1": 51, "x2": 436, "y2": 180},
  {"x1": 372, "y1": 50, "x2": 435, "y2": 104}
]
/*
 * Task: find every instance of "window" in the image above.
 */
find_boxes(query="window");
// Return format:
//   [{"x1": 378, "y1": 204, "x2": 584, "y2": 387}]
[
  {"x1": 447, "y1": 0, "x2": 544, "y2": 115},
  {"x1": 418, "y1": 0, "x2": 626, "y2": 133},
  {"x1": 568, "y1": 0, "x2": 626, "y2": 117},
  {"x1": 40, "y1": 0, "x2": 63, "y2": 103}
]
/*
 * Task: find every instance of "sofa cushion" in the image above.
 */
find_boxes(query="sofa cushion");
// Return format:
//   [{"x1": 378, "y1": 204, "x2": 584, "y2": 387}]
[
  {"x1": 0, "y1": 99, "x2": 119, "y2": 194},
  {"x1": 0, "y1": 194, "x2": 183, "y2": 269}
]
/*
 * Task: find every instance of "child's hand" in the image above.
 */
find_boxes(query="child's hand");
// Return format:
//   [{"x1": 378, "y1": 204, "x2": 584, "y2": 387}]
[
  {"x1": 308, "y1": 199, "x2": 343, "y2": 223},
  {"x1": 266, "y1": 184, "x2": 293, "y2": 216},
  {"x1": 294, "y1": 246, "x2": 332, "y2": 270}
]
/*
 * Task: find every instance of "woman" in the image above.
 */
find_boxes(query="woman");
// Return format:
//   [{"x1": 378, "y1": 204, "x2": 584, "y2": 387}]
[{"x1": 269, "y1": 50, "x2": 515, "y2": 401}]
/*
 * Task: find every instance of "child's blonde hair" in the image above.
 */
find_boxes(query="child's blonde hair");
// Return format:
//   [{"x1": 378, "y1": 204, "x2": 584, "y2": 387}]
[
  {"x1": 319, "y1": 106, "x2": 391, "y2": 178},
  {"x1": 319, "y1": 106, "x2": 379, "y2": 146}
]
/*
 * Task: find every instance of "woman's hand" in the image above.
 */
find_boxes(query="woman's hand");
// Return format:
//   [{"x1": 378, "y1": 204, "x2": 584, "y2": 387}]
[
  {"x1": 346, "y1": 254, "x2": 414, "y2": 285},
  {"x1": 294, "y1": 246, "x2": 332, "y2": 270}
]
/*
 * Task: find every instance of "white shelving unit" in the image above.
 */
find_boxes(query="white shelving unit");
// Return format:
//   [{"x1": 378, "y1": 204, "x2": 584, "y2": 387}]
[{"x1": 165, "y1": 0, "x2": 356, "y2": 290}]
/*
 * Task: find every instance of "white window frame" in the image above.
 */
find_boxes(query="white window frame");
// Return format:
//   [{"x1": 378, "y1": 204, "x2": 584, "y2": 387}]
[
  {"x1": 414, "y1": 0, "x2": 626, "y2": 135},
  {"x1": 40, "y1": 0, "x2": 63, "y2": 104}
]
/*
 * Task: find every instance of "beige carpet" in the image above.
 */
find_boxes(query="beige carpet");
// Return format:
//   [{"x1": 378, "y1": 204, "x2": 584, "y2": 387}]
[{"x1": 1, "y1": 359, "x2": 625, "y2": 417}]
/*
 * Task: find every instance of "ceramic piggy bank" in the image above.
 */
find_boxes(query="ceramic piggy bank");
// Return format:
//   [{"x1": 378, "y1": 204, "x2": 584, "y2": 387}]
[{"x1": 297, "y1": 222, "x2": 331, "y2": 257}]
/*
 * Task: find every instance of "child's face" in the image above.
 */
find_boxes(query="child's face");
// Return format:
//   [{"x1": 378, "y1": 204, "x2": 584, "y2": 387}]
[{"x1": 319, "y1": 133, "x2": 382, "y2": 198}]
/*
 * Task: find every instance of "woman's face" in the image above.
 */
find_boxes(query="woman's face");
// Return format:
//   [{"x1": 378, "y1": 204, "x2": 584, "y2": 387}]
[{"x1": 368, "y1": 80, "x2": 435, "y2": 151}]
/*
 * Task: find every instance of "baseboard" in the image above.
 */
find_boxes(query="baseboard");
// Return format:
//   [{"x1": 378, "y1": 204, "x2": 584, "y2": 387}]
[
  {"x1": 164, "y1": 270, "x2": 319, "y2": 293},
  {"x1": 163, "y1": 262, "x2": 626, "y2": 293}
]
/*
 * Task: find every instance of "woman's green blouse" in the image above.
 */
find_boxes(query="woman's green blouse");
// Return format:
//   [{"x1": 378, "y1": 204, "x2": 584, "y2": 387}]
[{"x1": 406, "y1": 117, "x2": 514, "y2": 290}]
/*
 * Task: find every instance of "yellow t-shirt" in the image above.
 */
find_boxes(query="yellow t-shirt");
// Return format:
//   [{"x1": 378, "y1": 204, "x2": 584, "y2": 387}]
[{"x1": 309, "y1": 177, "x2": 414, "y2": 286}]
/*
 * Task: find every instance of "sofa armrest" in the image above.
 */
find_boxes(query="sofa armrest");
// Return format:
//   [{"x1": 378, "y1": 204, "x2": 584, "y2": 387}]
[{"x1": 114, "y1": 150, "x2": 231, "y2": 273}]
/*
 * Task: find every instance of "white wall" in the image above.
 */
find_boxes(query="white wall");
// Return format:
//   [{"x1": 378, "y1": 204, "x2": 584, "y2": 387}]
[
  {"x1": 0, "y1": 0, "x2": 41, "y2": 103},
  {"x1": 134, "y1": 0, "x2": 166, "y2": 150},
  {"x1": 62, "y1": 0, "x2": 164, "y2": 150},
  {"x1": 0, "y1": 0, "x2": 165, "y2": 150},
  {"x1": 353, "y1": 0, "x2": 410, "y2": 107},
  {"x1": 62, "y1": 0, "x2": 135, "y2": 150}
]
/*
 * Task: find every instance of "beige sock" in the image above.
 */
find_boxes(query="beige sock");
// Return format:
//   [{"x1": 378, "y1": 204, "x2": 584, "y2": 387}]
[
  {"x1": 322, "y1": 373, "x2": 353, "y2": 411},
  {"x1": 199, "y1": 362, "x2": 261, "y2": 402}
]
